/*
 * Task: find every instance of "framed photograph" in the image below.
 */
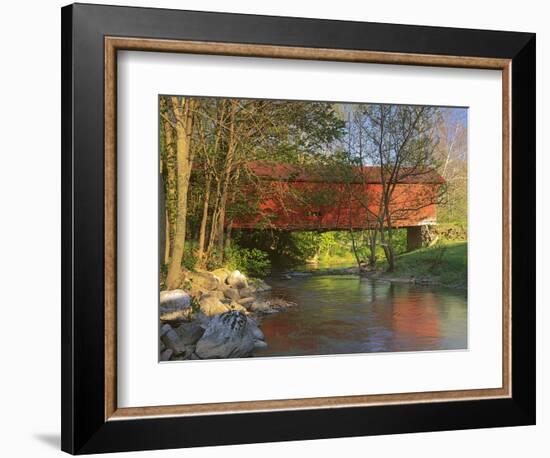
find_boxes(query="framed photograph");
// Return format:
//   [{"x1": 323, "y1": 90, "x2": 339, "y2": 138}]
[{"x1": 61, "y1": 3, "x2": 536, "y2": 454}]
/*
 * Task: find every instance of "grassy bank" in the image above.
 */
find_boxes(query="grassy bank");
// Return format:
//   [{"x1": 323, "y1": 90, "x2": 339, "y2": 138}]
[{"x1": 383, "y1": 241, "x2": 467, "y2": 288}]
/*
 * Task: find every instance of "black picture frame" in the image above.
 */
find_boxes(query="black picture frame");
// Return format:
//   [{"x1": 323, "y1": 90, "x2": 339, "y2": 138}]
[{"x1": 61, "y1": 3, "x2": 536, "y2": 454}]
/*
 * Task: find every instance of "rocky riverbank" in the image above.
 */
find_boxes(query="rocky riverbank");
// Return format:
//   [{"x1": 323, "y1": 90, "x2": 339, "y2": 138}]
[{"x1": 159, "y1": 268, "x2": 296, "y2": 361}]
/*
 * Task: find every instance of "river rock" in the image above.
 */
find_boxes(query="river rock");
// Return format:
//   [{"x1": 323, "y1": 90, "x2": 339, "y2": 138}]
[
  {"x1": 204, "y1": 289, "x2": 225, "y2": 301},
  {"x1": 174, "y1": 321, "x2": 204, "y2": 345},
  {"x1": 251, "y1": 279, "x2": 272, "y2": 292},
  {"x1": 159, "y1": 289, "x2": 192, "y2": 321},
  {"x1": 237, "y1": 296, "x2": 255, "y2": 308},
  {"x1": 160, "y1": 324, "x2": 187, "y2": 355},
  {"x1": 188, "y1": 271, "x2": 221, "y2": 293},
  {"x1": 228, "y1": 301, "x2": 248, "y2": 313},
  {"x1": 194, "y1": 311, "x2": 212, "y2": 329},
  {"x1": 199, "y1": 293, "x2": 231, "y2": 316},
  {"x1": 169, "y1": 344, "x2": 197, "y2": 361},
  {"x1": 223, "y1": 287, "x2": 240, "y2": 301},
  {"x1": 268, "y1": 297, "x2": 297, "y2": 310},
  {"x1": 160, "y1": 349, "x2": 173, "y2": 361},
  {"x1": 195, "y1": 311, "x2": 265, "y2": 359},
  {"x1": 253, "y1": 340, "x2": 268, "y2": 350},
  {"x1": 238, "y1": 286, "x2": 254, "y2": 298},
  {"x1": 247, "y1": 317, "x2": 265, "y2": 340},
  {"x1": 250, "y1": 300, "x2": 271, "y2": 313},
  {"x1": 226, "y1": 270, "x2": 248, "y2": 289},
  {"x1": 211, "y1": 268, "x2": 231, "y2": 284}
]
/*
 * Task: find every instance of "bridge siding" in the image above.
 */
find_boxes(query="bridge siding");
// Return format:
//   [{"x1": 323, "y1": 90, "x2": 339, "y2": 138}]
[{"x1": 232, "y1": 181, "x2": 440, "y2": 231}]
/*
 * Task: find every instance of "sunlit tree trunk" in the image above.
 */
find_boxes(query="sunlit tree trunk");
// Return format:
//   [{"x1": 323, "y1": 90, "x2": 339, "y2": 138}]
[
  {"x1": 215, "y1": 100, "x2": 238, "y2": 259},
  {"x1": 224, "y1": 220, "x2": 233, "y2": 253},
  {"x1": 205, "y1": 181, "x2": 220, "y2": 259},
  {"x1": 162, "y1": 107, "x2": 177, "y2": 260},
  {"x1": 196, "y1": 175, "x2": 211, "y2": 264},
  {"x1": 367, "y1": 230, "x2": 377, "y2": 266},
  {"x1": 166, "y1": 97, "x2": 196, "y2": 290},
  {"x1": 164, "y1": 210, "x2": 170, "y2": 265}
]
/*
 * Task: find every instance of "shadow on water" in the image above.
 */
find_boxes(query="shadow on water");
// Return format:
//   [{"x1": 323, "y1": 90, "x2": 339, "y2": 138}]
[{"x1": 253, "y1": 272, "x2": 467, "y2": 357}]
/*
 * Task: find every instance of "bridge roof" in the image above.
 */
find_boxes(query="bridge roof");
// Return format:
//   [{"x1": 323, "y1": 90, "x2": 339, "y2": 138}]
[{"x1": 246, "y1": 161, "x2": 444, "y2": 184}]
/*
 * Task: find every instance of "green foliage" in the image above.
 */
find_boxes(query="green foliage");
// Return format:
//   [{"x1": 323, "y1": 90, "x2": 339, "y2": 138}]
[
  {"x1": 181, "y1": 245, "x2": 197, "y2": 271},
  {"x1": 189, "y1": 295, "x2": 201, "y2": 314},
  {"x1": 388, "y1": 229, "x2": 408, "y2": 256},
  {"x1": 281, "y1": 231, "x2": 350, "y2": 264},
  {"x1": 390, "y1": 241, "x2": 467, "y2": 287},
  {"x1": 427, "y1": 240, "x2": 448, "y2": 272},
  {"x1": 290, "y1": 232, "x2": 323, "y2": 261},
  {"x1": 204, "y1": 249, "x2": 223, "y2": 272},
  {"x1": 225, "y1": 246, "x2": 271, "y2": 277},
  {"x1": 159, "y1": 263, "x2": 168, "y2": 290}
]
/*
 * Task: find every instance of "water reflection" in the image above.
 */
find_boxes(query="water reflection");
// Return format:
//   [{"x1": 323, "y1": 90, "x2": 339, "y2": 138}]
[{"x1": 253, "y1": 274, "x2": 467, "y2": 357}]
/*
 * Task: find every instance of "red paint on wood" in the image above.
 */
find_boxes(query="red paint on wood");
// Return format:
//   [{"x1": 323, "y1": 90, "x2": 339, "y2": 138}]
[{"x1": 230, "y1": 161, "x2": 443, "y2": 231}]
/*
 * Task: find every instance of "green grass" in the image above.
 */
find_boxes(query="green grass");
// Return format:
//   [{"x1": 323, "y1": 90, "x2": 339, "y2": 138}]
[
  {"x1": 318, "y1": 252, "x2": 357, "y2": 265},
  {"x1": 388, "y1": 241, "x2": 467, "y2": 288}
]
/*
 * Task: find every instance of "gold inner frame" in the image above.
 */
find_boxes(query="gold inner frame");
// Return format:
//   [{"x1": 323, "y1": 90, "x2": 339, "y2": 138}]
[{"x1": 104, "y1": 37, "x2": 512, "y2": 421}]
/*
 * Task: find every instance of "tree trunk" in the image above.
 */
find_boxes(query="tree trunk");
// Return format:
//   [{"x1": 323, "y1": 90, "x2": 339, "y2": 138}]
[
  {"x1": 166, "y1": 97, "x2": 196, "y2": 290},
  {"x1": 382, "y1": 223, "x2": 395, "y2": 271},
  {"x1": 368, "y1": 230, "x2": 377, "y2": 266},
  {"x1": 224, "y1": 220, "x2": 233, "y2": 254},
  {"x1": 349, "y1": 228, "x2": 362, "y2": 267},
  {"x1": 196, "y1": 175, "x2": 211, "y2": 264},
  {"x1": 379, "y1": 228, "x2": 395, "y2": 272},
  {"x1": 162, "y1": 112, "x2": 177, "y2": 260},
  {"x1": 385, "y1": 246, "x2": 395, "y2": 272},
  {"x1": 159, "y1": 165, "x2": 169, "y2": 268},
  {"x1": 205, "y1": 178, "x2": 221, "y2": 262},
  {"x1": 216, "y1": 186, "x2": 229, "y2": 256},
  {"x1": 215, "y1": 101, "x2": 238, "y2": 259},
  {"x1": 164, "y1": 210, "x2": 170, "y2": 265}
]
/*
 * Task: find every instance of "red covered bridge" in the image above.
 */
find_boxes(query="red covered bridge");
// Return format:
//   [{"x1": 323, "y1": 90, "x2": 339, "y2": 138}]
[{"x1": 231, "y1": 161, "x2": 444, "y2": 250}]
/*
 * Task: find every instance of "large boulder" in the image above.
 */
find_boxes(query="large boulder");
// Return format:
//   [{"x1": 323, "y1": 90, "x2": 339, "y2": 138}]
[
  {"x1": 174, "y1": 321, "x2": 205, "y2": 345},
  {"x1": 198, "y1": 293, "x2": 231, "y2": 317},
  {"x1": 246, "y1": 316, "x2": 265, "y2": 341},
  {"x1": 226, "y1": 270, "x2": 248, "y2": 289},
  {"x1": 238, "y1": 287, "x2": 254, "y2": 299},
  {"x1": 205, "y1": 289, "x2": 225, "y2": 301},
  {"x1": 159, "y1": 289, "x2": 192, "y2": 321},
  {"x1": 195, "y1": 311, "x2": 266, "y2": 359},
  {"x1": 210, "y1": 268, "x2": 232, "y2": 284},
  {"x1": 223, "y1": 287, "x2": 240, "y2": 302},
  {"x1": 228, "y1": 302, "x2": 248, "y2": 313},
  {"x1": 237, "y1": 296, "x2": 255, "y2": 308},
  {"x1": 188, "y1": 271, "x2": 221, "y2": 294},
  {"x1": 194, "y1": 311, "x2": 212, "y2": 329}
]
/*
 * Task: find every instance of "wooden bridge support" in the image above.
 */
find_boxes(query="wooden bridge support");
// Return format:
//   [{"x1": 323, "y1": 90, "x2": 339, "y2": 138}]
[{"x1": 406, "y1": 226, "x2": 423, "y2": 251}]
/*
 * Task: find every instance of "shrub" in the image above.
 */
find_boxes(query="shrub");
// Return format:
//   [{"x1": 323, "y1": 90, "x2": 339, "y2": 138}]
[
  {"x1": 226, "y1": 246, "x2": 271, "y2": 277},
  {"x1": 181, "y1": 245, "x2": 197, "y2": 271}
]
